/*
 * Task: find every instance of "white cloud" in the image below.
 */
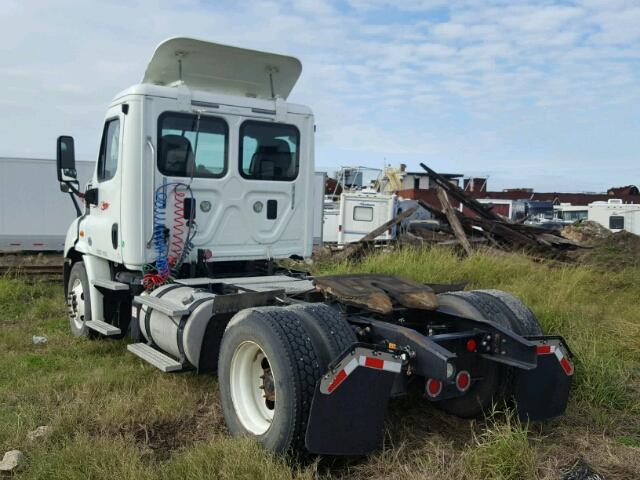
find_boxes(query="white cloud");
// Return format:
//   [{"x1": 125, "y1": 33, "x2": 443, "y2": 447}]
[{"x1": 0, "y1": 0, "x2": 638, "y2": 190}]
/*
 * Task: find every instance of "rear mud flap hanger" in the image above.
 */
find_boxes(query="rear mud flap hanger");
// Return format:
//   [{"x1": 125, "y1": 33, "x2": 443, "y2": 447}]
[{"x1": 305, "y1": 344, "x2": 405, "y2": 456}]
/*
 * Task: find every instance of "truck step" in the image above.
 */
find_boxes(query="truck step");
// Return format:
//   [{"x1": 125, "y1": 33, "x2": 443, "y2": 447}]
[
  {"x1": 92, "y1": 279, "x2": 129, "y2": 291},
  {"x1": 133, "y1": 295, "x2": 190, "y2": 317},
  {"x1": 127, "y1": 343, "x2": 183, "y2": 372},
  {"x1": 85, "y1": 319, "x2": 121, "y2": 336}
]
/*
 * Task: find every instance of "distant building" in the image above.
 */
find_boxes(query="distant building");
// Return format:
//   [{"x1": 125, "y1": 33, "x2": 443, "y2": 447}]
[
  {"x1": 398, "y1": 177, "x2": 640, "y2": 215},
  {"x1": 463, "y1": 177, "x2": 487, "y2": 193},
  {"x1": 400, "y1": 172, "x2": 463, "y2": 191}
]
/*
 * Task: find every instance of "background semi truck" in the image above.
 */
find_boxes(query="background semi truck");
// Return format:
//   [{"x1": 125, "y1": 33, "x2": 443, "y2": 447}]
[{"x1": 55, "y1": 37, "x2": 574, "y2": 455}]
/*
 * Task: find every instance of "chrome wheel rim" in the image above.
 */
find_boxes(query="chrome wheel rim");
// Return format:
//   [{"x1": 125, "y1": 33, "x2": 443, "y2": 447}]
[
  {"x1": 68, "y1": 278, "x2": 86, "y2": 330},
  {"x1": 229, "y1": 341, "x2": 276, "y2": 435}
]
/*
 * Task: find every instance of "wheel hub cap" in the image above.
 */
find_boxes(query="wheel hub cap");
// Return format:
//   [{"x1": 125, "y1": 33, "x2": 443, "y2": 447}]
[{"x1": 68, "y1": 278, "x2": 86, "y2": 329}]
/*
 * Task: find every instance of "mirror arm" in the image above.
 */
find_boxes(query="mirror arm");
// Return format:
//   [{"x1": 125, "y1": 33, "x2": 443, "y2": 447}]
[
  {"x1": 63, "y1": 180, "x2": 85, "y2": 199},
  {"x1": 68, "y1": 192, "x2": 82, "y2": 217}
]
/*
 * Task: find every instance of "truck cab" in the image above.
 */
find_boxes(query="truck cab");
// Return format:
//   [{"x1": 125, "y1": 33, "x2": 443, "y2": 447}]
[{"x1": 62, "y1": 37, "x2": 314, "y2": 272}]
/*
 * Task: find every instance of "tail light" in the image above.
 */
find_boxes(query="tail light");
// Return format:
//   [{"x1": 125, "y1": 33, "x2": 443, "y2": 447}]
[
  {"x1": 425, "y1": 378, "x2": 442, "y2": 398},
  {"x1": 455, "y1": 371, "x2": 471, "y2": 392}
]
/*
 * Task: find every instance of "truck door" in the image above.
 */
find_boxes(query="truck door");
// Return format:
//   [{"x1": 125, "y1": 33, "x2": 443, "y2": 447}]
[{"x1": 84, "y1": 107, "x2": 124, "y2": 262}]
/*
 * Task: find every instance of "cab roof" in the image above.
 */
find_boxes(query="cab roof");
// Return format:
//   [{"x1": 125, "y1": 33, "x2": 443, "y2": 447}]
[{"x1": 142, "y1": 37, "x2": 302, "y2": 100}]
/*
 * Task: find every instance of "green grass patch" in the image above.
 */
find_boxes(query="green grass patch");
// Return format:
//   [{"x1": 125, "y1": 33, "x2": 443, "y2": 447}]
[
  {"x1": 460, "y1": 411, "x2": 537, "y2": 480},
  {"x1": 1, "y1": 247, "x2": 639, "y2": 479}
]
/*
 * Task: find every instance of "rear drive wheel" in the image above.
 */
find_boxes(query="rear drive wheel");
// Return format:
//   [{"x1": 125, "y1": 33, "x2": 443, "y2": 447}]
[
  {"x1": 434, "y1": 290, "x2": 543, "y2": 418},
  {"x1": 218, "y1": 307, "x2": 322, "y2": 453},
  {"x1": 287, "y1": 303, "x2": 357, "y2": 370},
  {"x1": 67, "y1": 262, "x2": 94, "y2": 338}
]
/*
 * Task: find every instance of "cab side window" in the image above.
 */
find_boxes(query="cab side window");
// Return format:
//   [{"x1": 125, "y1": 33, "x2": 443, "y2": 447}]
[{"x1": 97, "y1": 118, "x2": 120, "y2": 182}]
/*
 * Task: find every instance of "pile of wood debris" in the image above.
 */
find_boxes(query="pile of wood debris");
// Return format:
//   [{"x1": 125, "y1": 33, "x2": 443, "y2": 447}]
[
  {"x1": 401, "y1": 163, "x2": 583, "y2": 258},
  {"x1": 317, "y1": 164, "x2": 585, "y2": 262}
]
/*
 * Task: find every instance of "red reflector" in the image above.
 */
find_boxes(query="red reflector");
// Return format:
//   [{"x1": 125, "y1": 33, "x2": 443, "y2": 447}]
[
  {"x1": 203, "y1": 249, "x2": 213, "y2": 260},
  {"x1": 456, "y1": 371, "x2": 471, "y2": 392},
  {"x1": 537, "y1": 345, "x2": 552, "y2": 355},
  {"x1": 426, "y1": 378, "x2": 442, "y2": 397},
  {"x1": 559, "y1": 357, "x2": 573, "y2": 375},
  {"x1": 466, "y1": 339, "x2": 477, "y2": 352},
  {"x1": 364, "y1": 357, "x2": 384, "y2": 369},
  {"x1": 327, "y1": 369, "x2": 347, "y2": 393}
]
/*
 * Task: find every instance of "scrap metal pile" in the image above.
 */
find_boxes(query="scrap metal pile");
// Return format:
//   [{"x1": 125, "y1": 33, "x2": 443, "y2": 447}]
[{"x1": 402, "y1": 164, "x2": 583, "y2": 258}]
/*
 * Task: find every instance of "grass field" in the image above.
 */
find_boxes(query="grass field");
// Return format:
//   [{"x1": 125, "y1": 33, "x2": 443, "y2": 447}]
[{"x1": 1, "y1": 247, "x2": 638, "y2": 479}]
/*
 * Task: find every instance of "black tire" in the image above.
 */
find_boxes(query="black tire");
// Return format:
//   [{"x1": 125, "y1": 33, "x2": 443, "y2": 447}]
[
  {"x1": 286, "y1": 303, "x2": 357, "y2": 370},
  {"x1": 218, "y1": 307, "x2": 322, "y2": 453},
  {"x1": 67, "y1": 262, "x2": 94, "y2": 338},
  {"x1": 474, "y1": 290, "x2": 543, "y2": 335},
  {"x1": 434, "y1": 290, "x2": 543, "y2": 418}
]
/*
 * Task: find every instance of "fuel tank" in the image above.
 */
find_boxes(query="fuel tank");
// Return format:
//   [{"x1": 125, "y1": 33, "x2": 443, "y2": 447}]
[{"x1": 137, "y1": 284, "x2": 216, "y2": 367}]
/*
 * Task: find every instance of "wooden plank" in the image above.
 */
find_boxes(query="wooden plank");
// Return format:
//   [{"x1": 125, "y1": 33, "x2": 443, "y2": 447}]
[
  {"x1": 461, "y1": 215, "x2": 541, "y2": 248},
  {"x1": 419, "y1": 163, "x2": 503, "y2": 221},
  {"x1": 437, "y1": 187, "x2": 473, "y2": 255}
]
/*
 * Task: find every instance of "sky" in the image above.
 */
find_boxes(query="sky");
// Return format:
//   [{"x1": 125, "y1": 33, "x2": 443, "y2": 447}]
[{"x1": 1, "y1": 0, "x2": 638, "y2": 192}]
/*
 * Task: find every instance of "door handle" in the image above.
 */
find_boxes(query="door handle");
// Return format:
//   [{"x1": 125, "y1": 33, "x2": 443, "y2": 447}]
[
  {"x1": 111, "y1": 223, "x2": 118, "y2": 249},
  {"x1": 267, "y1": 200, "x2": 277, "y2": 220}
]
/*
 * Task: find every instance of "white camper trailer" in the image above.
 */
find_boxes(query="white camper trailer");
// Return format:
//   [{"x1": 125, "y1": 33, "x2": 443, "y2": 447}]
[
  {"x1": 335, "y1": 192, "x2": 397, "y2": 244},
  {"x1": 588, "y1": 199, "x2": 640, "y2": 234},
  {"x1": 0, "y1": 157, "x2": 94, "y2": 251}
]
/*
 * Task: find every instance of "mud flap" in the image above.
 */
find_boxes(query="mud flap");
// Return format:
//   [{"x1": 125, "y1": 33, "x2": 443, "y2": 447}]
[
  {"x1": 305, "y1": 346, "x2": 403, "y2": 455},
  {"x1": 514, "y1": 337, "x2": 574, "y2": 421}
]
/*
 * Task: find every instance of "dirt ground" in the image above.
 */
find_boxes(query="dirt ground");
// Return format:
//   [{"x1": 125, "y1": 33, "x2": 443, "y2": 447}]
[{"x1": 562, "y1": 221, "x2": 640, "y2": 269}]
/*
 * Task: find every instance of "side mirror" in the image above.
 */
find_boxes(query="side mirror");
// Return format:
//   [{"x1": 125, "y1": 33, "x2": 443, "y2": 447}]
[{"x1": 57, "y1": 135, "x2": 77, "y2": 182}]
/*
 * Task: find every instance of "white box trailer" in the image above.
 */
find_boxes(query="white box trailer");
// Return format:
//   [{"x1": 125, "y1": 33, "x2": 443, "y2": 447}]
[
  {"x1": 588, "y1": 199, "x2": 640, "y2": 234},
  {"x1": 0, "y1": 157, "x2": 94, "y2": 251},
  {"x1": 337, "y1": 192, "x2": 397, "y2": 244}
]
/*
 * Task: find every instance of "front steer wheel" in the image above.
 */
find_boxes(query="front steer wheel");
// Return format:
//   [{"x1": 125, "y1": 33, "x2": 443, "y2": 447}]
[
  {"x1": 66, "y1": 262, "x2": 95, "y2": 338},
  {"x1": 218, "y1": 307, "x2": 323, "y2": 454}
]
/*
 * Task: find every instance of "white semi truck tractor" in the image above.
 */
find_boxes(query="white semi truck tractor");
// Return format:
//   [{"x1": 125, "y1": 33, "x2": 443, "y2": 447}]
[{"x1": 56, "y1": 37, "x2": 574, "y2": 455}]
